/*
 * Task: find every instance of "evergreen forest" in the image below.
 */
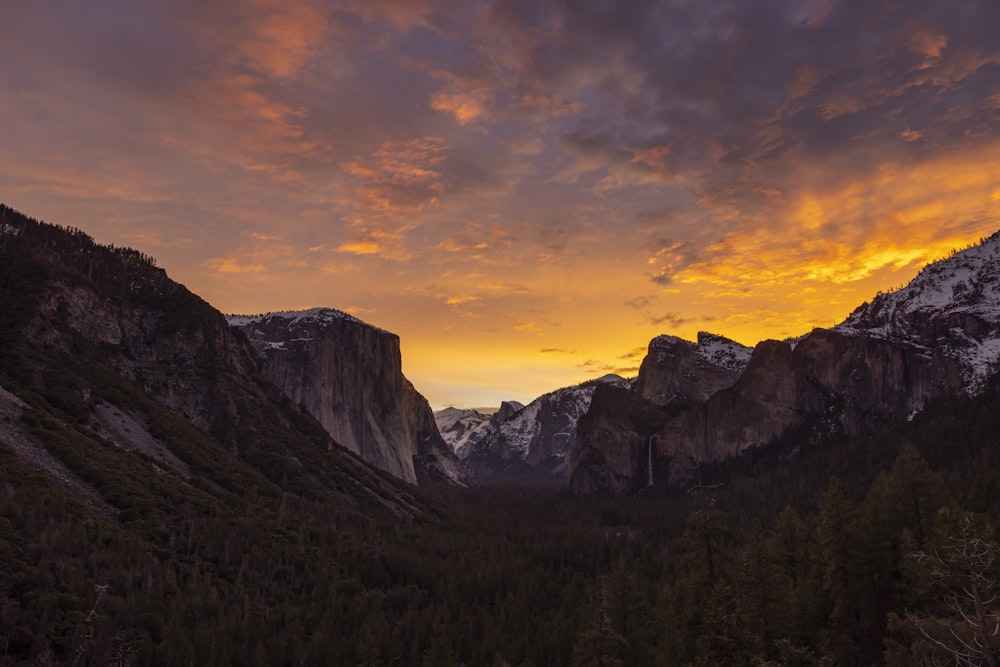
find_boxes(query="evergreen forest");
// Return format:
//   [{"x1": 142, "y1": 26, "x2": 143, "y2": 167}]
[{"x1": 2, "y1": 377, "x2": 999, "y2": 665}]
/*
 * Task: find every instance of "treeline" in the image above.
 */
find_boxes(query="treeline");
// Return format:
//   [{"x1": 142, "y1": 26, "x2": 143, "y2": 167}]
[{"x1": 0, "y1": 204, "x2": 163, "y2": 298}]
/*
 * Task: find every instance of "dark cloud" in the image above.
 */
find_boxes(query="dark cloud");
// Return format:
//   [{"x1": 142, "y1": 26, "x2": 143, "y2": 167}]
[
  {"x1": 624, "y1": 296, "x2": 655, "y2": 310},
  {"x1": 650, "y1": 272, "x2": 672, "y2": 286},
  {"x1": 483, "y1": 0, "x2": 1000, "y2": 201},
  {"x1": 650, "y1": 312, "x2": 691, "y2": 327}
]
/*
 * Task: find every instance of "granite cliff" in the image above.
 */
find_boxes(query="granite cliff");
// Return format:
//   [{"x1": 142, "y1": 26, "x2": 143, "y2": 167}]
[{"x1": 229, "y1": 309, "x2": 461, "y2": 485}]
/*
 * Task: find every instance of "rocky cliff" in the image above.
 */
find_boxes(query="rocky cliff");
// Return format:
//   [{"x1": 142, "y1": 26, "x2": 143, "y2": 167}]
[
  {"x1": 571, "y1": 234, "x2": 1000, "y2": 495},
  {"x1": 0, "y1": 204, "x2": 422, "y2": 516},
  {"x1": 634, "y1": 332, "x2": 751, "y2": 406},
  {"x1": 229, "y1": 309, "x2": 461, "y2": 485}
]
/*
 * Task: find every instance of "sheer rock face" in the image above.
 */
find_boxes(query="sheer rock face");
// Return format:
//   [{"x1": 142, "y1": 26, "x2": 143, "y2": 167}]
[
  {"x1": 229, "y1": 310, "x2": 460, "y2": 485},
  {"x1": 634, "y1": 334, "x2": 748, "y2": 406},
  {"x1": 568, "y1": 384, "x2": 671, "y2": 496},
  {"x1": 572, "y1": 318, "x2": 979, "y2": 496}
]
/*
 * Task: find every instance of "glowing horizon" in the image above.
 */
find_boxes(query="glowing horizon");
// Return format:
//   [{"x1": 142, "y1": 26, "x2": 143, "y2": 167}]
[{"x1": 2, "y1": 1, "x2": 999, "y2": 409}]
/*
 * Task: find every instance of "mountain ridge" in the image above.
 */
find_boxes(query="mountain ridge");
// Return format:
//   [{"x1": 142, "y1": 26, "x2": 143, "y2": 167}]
[{"x1": 570, "y1": 233, "x2": 1000, "y2": 495}]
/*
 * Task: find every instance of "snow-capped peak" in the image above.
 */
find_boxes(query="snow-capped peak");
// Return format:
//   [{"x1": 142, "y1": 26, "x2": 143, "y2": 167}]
[
  {"x1": 647, "y1": 332, "x2": 753, "y2": 374},
  {"x1": 434, "y1": 407, "x2": 492, "y2": 457},
  {"x1": 835, "y1": 231, "x2": 1000, "y2": 391},
  {"x1": 838, "y1": 232, "x2": 1000, "y2": 335}
]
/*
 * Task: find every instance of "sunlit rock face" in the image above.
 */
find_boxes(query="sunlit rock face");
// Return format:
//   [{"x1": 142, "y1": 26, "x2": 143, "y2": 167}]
[
  {"x1": 571, "y1": 234, "x2": 1000, "y2": 496},
  {"x1": 229, "y1": 309, "x2": 461, "y2": 485}
]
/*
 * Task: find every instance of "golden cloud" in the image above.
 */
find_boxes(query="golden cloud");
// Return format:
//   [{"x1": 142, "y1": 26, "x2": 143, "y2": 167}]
[
  {"x1": 337, "y1": 241, "x2": 382, "y2": 255},
  {"x1": 661, "y1": 143, "x2": 1000, "y2": 342},
  {"x1": 446, "y1": 295, "x2": 480, "y2": 305},
  {"x1": 203, "y1": 257, "x2": 267, "y2": 274}
]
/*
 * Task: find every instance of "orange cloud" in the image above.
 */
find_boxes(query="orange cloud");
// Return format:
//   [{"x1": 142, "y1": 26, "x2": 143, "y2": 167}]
[
  {"x1": 203, "y1": 257, "x2": 266, "y2": 274},
  {"x1": 344, "y1": 137, "x2": 449, "y2": 214},
  {"x1": 183, "y1": 0, "x2": 330, "y2": 80},
  {"x1": 431, "y1": 89, "x2": 491, "y2": 125},
  {"x1": 337, "y1": 241, "x2": 382, "y2": 255},
  {"x1": 446, "y1": 295, "x2": 480, "y2": 305}
]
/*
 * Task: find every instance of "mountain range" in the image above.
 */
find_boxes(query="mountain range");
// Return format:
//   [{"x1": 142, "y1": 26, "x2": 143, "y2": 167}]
[
  {"x1": 3, "y1": 203, "x2": 999, "y2": 664},
  {"x1": 6, "y1": 200, "x2": 999, "y2": 500},
  {"x1": 571, "y1": 234, "x2": 1000, "y2": 495}
]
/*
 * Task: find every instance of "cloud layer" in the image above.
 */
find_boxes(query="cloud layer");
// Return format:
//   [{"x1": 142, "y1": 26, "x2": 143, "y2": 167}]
[{"x1": 2, "y1": 0, "x2": 999, "y2": 407}]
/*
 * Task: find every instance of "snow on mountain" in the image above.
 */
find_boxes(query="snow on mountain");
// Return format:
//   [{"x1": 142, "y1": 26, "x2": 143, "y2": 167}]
[
  {"x1": 836, "y1": 232, "x2": 1000, "y2": 391},
  {"x1": 434, "y1": 407, "x2": 492, "y2": 457},
  {"x1": 461, "y1": 374, "x2": 630, "y2": 482},
  {"x1": 226, "y1": 307, "x2": 387, "y2": 333},
  {"x1": 695, "y1": 332, "x2": 754, "y2": 373},
  {"x1": 646, "y1": 332, "x2": 753, "y2": 375}
]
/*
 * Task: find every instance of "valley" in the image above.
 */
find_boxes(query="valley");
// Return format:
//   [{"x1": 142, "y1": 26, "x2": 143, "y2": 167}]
[{"x1": 1, "y1": 204, "x2": 999, "y2": 665}]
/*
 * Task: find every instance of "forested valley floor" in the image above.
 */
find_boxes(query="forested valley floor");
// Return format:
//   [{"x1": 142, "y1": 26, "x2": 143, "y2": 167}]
[{"x1": 4, "y1": 371, "x2": 1000, "y2": 666}]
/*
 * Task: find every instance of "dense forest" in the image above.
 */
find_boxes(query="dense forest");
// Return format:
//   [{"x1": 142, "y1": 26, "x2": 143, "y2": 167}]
[
  {"x1": 1, "y1": 204, "x2": 999, "y2": 665},
  {"x1": 2, "y1": 377, "x2": 998, "y2": 665}
]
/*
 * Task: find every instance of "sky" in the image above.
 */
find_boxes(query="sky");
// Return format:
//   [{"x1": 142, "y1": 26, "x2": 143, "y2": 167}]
[{"x1": 2, "y1": 1, "x2": 1000, "y2": 409}]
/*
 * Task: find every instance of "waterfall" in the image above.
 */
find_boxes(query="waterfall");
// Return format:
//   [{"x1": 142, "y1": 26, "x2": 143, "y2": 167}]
[{"x1": 647, "y1": 435, "x2": 654, "y2": 487}]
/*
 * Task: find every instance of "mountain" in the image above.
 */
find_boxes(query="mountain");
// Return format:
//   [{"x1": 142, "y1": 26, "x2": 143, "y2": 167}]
[
  {"x1": 434, "y1": 406, "x2": 495, "y2": 457},
  {"x1": 4, "y1": 205, "x2": 999, "y2": 666},
  {"x1": 458, "y1": 375, "x2": 629, "y2": 483},
  {"x1": 0, "y1": 204, "x2": 422, "y2": 517},
  {"x1": 570, "y1": 234, "x2": 1000, "y2": 495},
  {"x1": 634, "y1": 332, "x2": 752, "y2": 406},
  {"x1": 229, "y1": 309, "x2": 461, "y2": 485},
  {"x1": 836, "y1": 236, "x2": 1000, "y2": 391}
]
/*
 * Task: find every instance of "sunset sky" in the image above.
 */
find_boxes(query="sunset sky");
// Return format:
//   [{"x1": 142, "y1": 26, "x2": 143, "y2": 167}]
[{"x1": 3, "y1": 1, "x2": 1000, "y2": 409}]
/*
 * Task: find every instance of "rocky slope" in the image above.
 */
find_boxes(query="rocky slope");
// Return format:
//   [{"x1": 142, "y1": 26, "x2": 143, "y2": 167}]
[
  {"x1": 836, "y1": 236, "x2": 1000, "y2": 391},
  {"x1": 229, "y1": 309, "x2": 461, "y2": 485},
  {"x1": 458, "y1": 375, "x2": 628, "y2": 483},
  {"x1": 570, "y1": 234, "x2": 1000, "y2": 495},
  {"x1": 0, "y1": 204, "x2": 423, "y2": 517}
]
